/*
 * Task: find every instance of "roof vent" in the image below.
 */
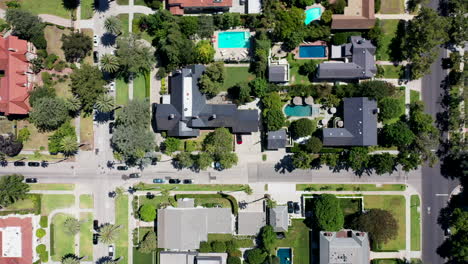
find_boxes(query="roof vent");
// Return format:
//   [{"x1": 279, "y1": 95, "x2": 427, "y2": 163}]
[
  {"x1": 210, "y1": 114, "x2": 217, "y2": 120},
  {"x1": 169, "y1": 114, "x2": 175, "y2": 119},
  {"x1": 362, "y1": 50, "x2": 366, "y2": 54},
  {"x1": 8, "y1": 48, "x2": 17, "y2": 52},
  {"x1": 184, "y1": 108, "x2": 188, "y2": 112},
  {"x1": 193, "y1": 115, "x2": 199, "y2": 119}
]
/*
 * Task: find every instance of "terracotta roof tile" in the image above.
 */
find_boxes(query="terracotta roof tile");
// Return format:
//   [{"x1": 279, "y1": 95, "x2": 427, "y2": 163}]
[{"x1": 0, "y1": 217, "x2": 33, "y2": 264}]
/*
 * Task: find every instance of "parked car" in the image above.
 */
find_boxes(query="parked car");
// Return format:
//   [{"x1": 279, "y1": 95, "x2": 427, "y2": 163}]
[
  {"x1": 109, "y1": 122, "x2": 114, "y2": 134},
  {"x1": 93, "y1": 220, "x2": 99, "y2": 231},
  {"x1": 169, "y1": 179, "x2": 181, "y2": 184},
  {"x1": 287, "y1": 201, "x2": 294, "y2": 214},
  {"x1": 153, "y1": 178, "x2": 165, "y2": 183},
  {"x1": 109, "y1": 110, "x2": 115, "y2": 121},
  {"x1": 108, "y1": 191, "x2": 116, "y2": 198},
  {"x1": 117, "y1": 165, "x2": 128, "y2": 171},
  {"x1": 93, "y1": 35, "x2": 99, "y2": 47},
  {"x1": 108, "y1": 81, "x2": 115, "y2": 92},
  {"x1": 108, "y1": 245, "x2": 114, "y2": 257},
  {"x1": 444, "y1": 228, "x2": 452, "y2": 236},
  {"x1": 28, "y1": 162, "x2": 40, "y2": 167},
  {"x1": 183, "y1": 179, "x2": 193, "y2": 184},
  {"x1": 93, "y1": 233, "x2": 98, "y2": 245},
  {"x1": 93, "y1": 51, "x2": 99, "y2": 63},
  {"x1": 129, "y1": 173, "x2": 141, "y2": 178},
  {"x1": 13, "y1": 161, "x2": 25, "y2": 166},
  {"x1": 236, "y1": 134, "x2": 243, "y2": 144},
  {"x1": 293, "y1": 202, "x2": 300, "y2": 214},
  {"x1": 25, "y1": 178, "x2": 38, "y2": 183}
]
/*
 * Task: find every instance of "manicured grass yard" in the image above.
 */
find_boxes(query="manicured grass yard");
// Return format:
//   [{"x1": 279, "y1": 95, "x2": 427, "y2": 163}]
[
  {"x1": 80, "y1": 113, "x2": 94, "y2": 151},
  {"x1": 4, "y1": 196, "x2": 35, "y2": 210},
  {"x1": 411, "y1": 195, "x2": 421, "y2": 251},
  {"x1": 364, "y1": 195, "x2": 406, "y2": 251},
  {"x1": 117, "y1": 14, "x2": 129, "y2": 35},
  {"x1": 80, "y1": 194, "x2": 94, "y2": 209},
  {"x1": 133, "y1": 72, "x2": 150, "y2": 99},
  {"x1": 41, "y1": 194, "x2": 75, "y2": 215},
  {"x1": 16, "y1": 120, "x2": 52, "y2": 151},
  {"x1": 117, "y1": 0, "x2": 130, "y2": 4},
  {"x1": 79, "y1": 212, "x2": 94, "y2": 260},
  {"x1": 44, "y1": 25, "x2": 71, "y2": 61},
  {"x1": 80, "y1": 0, "x2": 94, "y2": 19},
  {"x1": 0, "y1": 118, "x2": 14, "y2": 134},
  {"x1": 116, "y1": 78, "x2": 129, "y2": 105},
  {"x1": 81, "y1": 28, "x2": 94, "y2": 65},
  {"x1": 222, "y1": 67, "x2": 255, "y2": 91},
  {"x1": 297, "y1": 184, "x2": 406, "y2": 192},
  {"x1": 377, "y1": 20, "x2": 401, "y2": 61},
  {"x1": 383, "y1": 88, "x2": 406, "y2": 125},
  {"x1": 28, "y1": 184, "x2": 75, "y2": 191},
  {"x1": 136, "y1": 195, "x2": 176, "y2": 214},
  {"x1": 206, "y1": 234, "x2": 254, "y2": 248},
  {"x1": 339, "y1": 198, "x2": 362, "y2": 217},
  {"x1": 287, "y1": 54, "x2": 311, "y2": 85},
  {"x1": 54, "y1": 79, "x2": 73, "y2": 98},
  {"x1": 115, "y1": 195, "x2": 129, "y2": 264},
  {"x1": 133, "y1": 247, "x2": 156, "y2": 264},
  {"x1": 135, "y1": 183, "x2": 249, "y2": 192},
  {"x1": 276, "y1": 220, "x2": 310, "y2": 264},
  {"x1": 51, "y1": 213, "x2": 76, "y2": 261},
  {"x1": 410, "y1": 90, "x2": 421, "y2": 104},
  {"x1": 133, "y1": 13, "x2": 153, "y2": 43},
  {"x1": 17, "y1": 0, "x2": 72, "y2": 18},
  {"x1": 379, "y1": 0, "x2": 405, "y2": 14},
  {"x1": 378, "y1": 65, "x2": 405, "y2": 79}
]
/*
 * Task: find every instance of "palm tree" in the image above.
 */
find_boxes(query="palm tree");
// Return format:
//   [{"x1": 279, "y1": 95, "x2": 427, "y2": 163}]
[
  {"x1": 98, "y1": 224, "x2": 121, "y2": 244},
  {"x1": 65, "y1": 96, "x2": 82, "y2": 112},
  {"x1": 0, "y1": 174, "x2": 29, "y2": 208},
  {"x1": 64, "y1": 217, "x2": 81, "y2": 235},
  {"x1": 104, "y1": 16, "x2": 123, "y2": 36},
  {"x1": 95, "y1": 94, "x2": 116, "y2": 113},
  {"x1": 60, "y1": 136, "x2": 79, "y2": 156},
  {"x1": 61, "y1": 254, "x2": 80, "y2": 264},
  {"x1": 100, "y1": 54, "x2": 120, "y2": 73}
]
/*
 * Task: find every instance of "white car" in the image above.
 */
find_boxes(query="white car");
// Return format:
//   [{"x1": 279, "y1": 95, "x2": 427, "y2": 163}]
[
  {"x1": 108, "y1": 245, "x2": 114, "y2": 257},
  {"x1": 108, "y1": 81, "x2": 115, "y2": 92},
  {"x1": 93, "y1": 35, "x2": 99, "y2": 47}
]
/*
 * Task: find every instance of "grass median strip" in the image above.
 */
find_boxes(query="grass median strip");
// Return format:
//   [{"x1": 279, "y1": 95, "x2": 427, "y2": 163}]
[
  {"x1": 134, "y1": 183, "x2": 250, "y2": 192},
  {"x1": 297, "y1": 184, "x2": 406, "y2": 192},
  {"x1": 28, "y1": 183, "x2": 75, "y2": 191},
  {"x1": 411, "y1": 195, "x2": 421, "y2": 251},
  {"x1": 79, "y1": 212, "x2": 94, "y2": 260},
  {"x1": 41, "y1": 194, "x2": 75, "y2": 215},
  {"x1": 115, "y1": 195, "x2": 129, "y2": 264}
]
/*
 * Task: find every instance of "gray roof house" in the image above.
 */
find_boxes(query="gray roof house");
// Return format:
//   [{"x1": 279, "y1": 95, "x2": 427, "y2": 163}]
[
  {"x1": 319, "y1": 230, "x2": 370, "y2": 264},
  {"x1": 154, "y1": 65, "x2": 259, "y2": 137},
  {"x1": 323, "y1": 97, "x2": 378, "y2": 146},
  {"x1": 160, "y1": 252, "x2": 227, "y2": 264},
  {"x1": 237, "y1": 212, "x2": 266, "y2": 235},
  {"x1": 268, "y1": 206, "x2": 289, "y2": 232},
  {"x1": 267, "y1": 129, "x2": 288, "y2": 150},
  {"x1": 317, "y1": 36, "x2": 377, "y2": 80},
  {"x1": 157, "y1": 198, "x2": 234, "y2": 250}
]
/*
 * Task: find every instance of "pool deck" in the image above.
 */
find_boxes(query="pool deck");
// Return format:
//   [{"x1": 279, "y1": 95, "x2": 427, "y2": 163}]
[
  {"x1": 293, "y1": 40, "x2": 329, "y2": 60},
  {"x1": 213, "y1": 29, "x2": 254, "y2": 62}
]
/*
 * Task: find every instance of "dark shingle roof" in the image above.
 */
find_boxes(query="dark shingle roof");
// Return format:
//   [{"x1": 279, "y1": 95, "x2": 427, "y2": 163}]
[
  {"x1": 323, "y1": 97, "x2": 377, "y2": 146},
  {"x1": 269, "y1": 64, "x2": 288, "y2": 83},
  {"x1": 267, "y1": 129, "x2": 287, "y2": 150}
]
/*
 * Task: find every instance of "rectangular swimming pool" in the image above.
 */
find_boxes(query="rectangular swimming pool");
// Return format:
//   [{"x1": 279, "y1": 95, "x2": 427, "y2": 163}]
[
  {"x1": 218, "y1": 32, "x2": 251, "y2": 49},
  {"x1": 277, "y1": 248, "x2": 292, "y2": 264},
  {"x1": 299, "y1": 45, "x2": 326, "y2": 58}
]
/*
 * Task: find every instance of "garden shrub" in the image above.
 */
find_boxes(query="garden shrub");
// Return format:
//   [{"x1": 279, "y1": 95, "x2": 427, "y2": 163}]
[
  {"x1": 39, "y1": 216, "x2": 48, "y2": 228},
  {"x1": 211, "y1": 241, "x2": 227, "y2": 252},
  {"x1": 36, "y1": 228, "x2": 46, "y2": 238},
  {"x1": 289, "y1": 118, "x2": 317, "y2": 139},
  {"x1": 185, "y1": 140, "x2": 197, "y2": 152},
  {"x1": 39, "y1": 251, "x2": 49, "y2": 262},
  {"x1": 227, "y1": 256, "x2": 241, "y2": 264},
  {"x1": 17, "y1": 127, "x2": 30, "y2": 143},
  {"x1": 35, "y1": 244, "x2": 46, "y2": 253},
  {"x1": 229, "y1": 249, "x2": 242, "y2": 257},
  {"x1": 139, "y1": 204, "x2": 156, "y2": 222},
  {"x1": 199, "y1": 241, "x2": 212, "y2": 253},
  {"x1": 378, "y1": 97, "x2": 404, "y2": 121},
  {"x1": 332, "y1": 32, "x2": 361, "y2": 45},
  {"x1": 45, "y1": 54, "x2": 58, "y2": 70}
]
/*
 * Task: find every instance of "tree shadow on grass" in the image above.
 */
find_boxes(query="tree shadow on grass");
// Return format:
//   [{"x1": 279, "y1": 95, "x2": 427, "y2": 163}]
[{"x1": 388, "y1": 20, "x2": 407, "y2": 62}]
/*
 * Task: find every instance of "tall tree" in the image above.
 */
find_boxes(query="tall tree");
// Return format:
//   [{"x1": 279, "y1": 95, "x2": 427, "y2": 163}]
[
  {"x1": 313, "y1": 194, "x2": 344, "y2": 231},
  {"x1": 370, "y1": 153, "x2": 396, "y2": 175},
  {"x1": 115, "y1": 34, "x2": 155, "y2": 79},
  {"x1": 194, "y1": 40, "x2": 215, "y2": 64},
  {"x1": 65, "y1": 96, "x2": 82, "y2": 112},
  {"x1": 5, "y1": 9, "x2": 45, "y2": 42},
  {"x1": 347, "y1": 147, "x2": 371, "y2": 173},
  {"x1": 0, "y1": 174, "x2": 30, "y2": 208},
  {"x1": 95, "y1": 94, "x2": 116, "y2": 113},
  {"x1": 349, "y1": 209, "x2": 398, "y2": 247},
  {"x1": 29, "y1": 97, "x2": 69, "y2": 131},
  {"x1": 138, "y1": 231, "x2": 157, "y2": 253},
  {"x1": 291, "y1": 151, "x2": 313, "y2": 169},
  {"x1": 260, "y1": 225, "x2": 277, "y2": 255},
  {"x1": 98, "y1": 224, "x2": 121, "y2": 244},
  {"x1": 61, "y1": 32, "x2": 93, "y2": 62},
  {"x1": 104, "y1": 16, "x2": 123, "y2": 36},
  {"x1": 60, "y1": 136, "x2": 79, "y2": 156},
  {"x1": 61, "y1": 255, "x2": 80, "y2": 264},
  {"x1": 100, "y1": 54, "x2": 120, "y2": 73},
  {"x1": 70, "y1": 64, "x2": 106, "y2": 114},
  {"x1": 62, "y1": 0, "x2": 80, "y2": 10}
]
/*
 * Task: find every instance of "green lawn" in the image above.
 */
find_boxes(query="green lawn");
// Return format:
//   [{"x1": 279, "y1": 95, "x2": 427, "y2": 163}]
[
  {"x1": 19, "y1": 0, "x2": 72, "y2": 18},
  {"x1": 287, "y1": 54, "x2": 312, "y2": 85},
  {"x1": 134, "y1": 183, "x2": 249, "y2": 192},
  {"x1": 117, "y1": 14, "x2": 129, "y2": 35},
  {"x1": 222, "y1": 67, "x2": 255, "y2": 91},
  {"x1": 115, "y1": 195, "x2": 129, "y2": 264},
  {"x1": 380, "y1": 0, "x2": 405, "y2": 14},
  {"x1": 28, "y1": 184, "x2": 75, "y2": 191},
  {"x1": 206, "y1": 234, "x2": 254, "y2": 248},
  {"x1": 17, "y1": 120, "x2": 52, "y2": 151},
  {"x1": 339, "y1": 198, "x2": 363, "y2": 217},
  {"x1": 297, "y1": 184, "x2": 406, "y2": 192},
  {"x1": 51, "y1": 213, "x2": 76, "y2": 261},
  {"x1": 133, "y1": 72, "x2": 150, "y2": 99},
  {"x1": 134, "y1": 0, "x2": 147, "y2": 5},
  {"x1": 4, "y1": 196, "x2": 35, "y2": 210},
  {"x1": 80, "y1": 113, "x2": 94, "y2": 151},
  {"x1": 116, "y1": 78, "x2": 129, "y2": 105},
  {"x1": 117, "y1": 0, "x2": 129, "y2": 4},
  {"x1": 80, "y1": 0, "x2": 94, "y2": 19},
  {"x1": 410, "y1": 90, "x2": 421, "y2": 104},
  {"x1": 410, "y1": 195, "x2": 421, "y2": 251},
  {"x1": 378, "y1": 65, "x2": 405, "y2": 79},
  {"x1": 82, "y1": 28, "x2": 94, "y2": 65},
  {"x1": 41, "y1": 194, "x2": 75, "y2": 215},
  {"x1": 276, "y1": 220, "x2": 310, "y2": 264},
  {"x1": 0, "y1": 119, "x2": 14, "y2": 134},
  {"x1": 79, "y1": 194, "x2": 94, "y2": 209},
  {"x1": 364, "y1": 195, "x2": 406, "y2": 251},
  {"x1": 382, "y1": 89, "x2": 406, "y2": 125},
  {"x1": 133, "y1": 247, "x2": 156, "y2": 264},
  {"x1": 372, "y1": 260, "x2": 401, "y2": 264},
  {"x1": 132, "y1": 13, "x2": 153, "y2": 43},
  {"x1": 44, "y1": 25, "x2": 71, "y2": 61},
  {"x1": 377, "y1": 20, "x2": 401, "y2": 61},
  {"x1": 135, "y1": 195, "x2": 177, "y2": 215},
  {"x1": 79, "y1": 212, "x2": 94, "y2": 261}
]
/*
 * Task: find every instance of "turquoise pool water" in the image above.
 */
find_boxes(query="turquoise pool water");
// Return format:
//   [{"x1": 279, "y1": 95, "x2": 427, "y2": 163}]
[
  {"x1": 218, "y1": 32, "x2": 251, "y2": 48},
  {"x1": 299, "y1": 45, "x2": 326, "y2": 58},
  {"x1": 284, "y1": 105, "x2": 320, "y2": 116},
  {"x1": 305, "y1": 8, "x2": 322, "y2": 25},
  {"x1": 277, "y1": 248, "x2": 292, "y2": 264}
]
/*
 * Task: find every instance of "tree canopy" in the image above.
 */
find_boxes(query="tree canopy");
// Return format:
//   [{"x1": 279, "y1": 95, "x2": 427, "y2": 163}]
[
  {"x1": 370, "y1": 153, "x2": 396, "y2": 175},
  {"x1": 195, "y1": 40, "x2": 215, "y2": 64},
  {"x1": 378, "y1": 97, "x2": 404, "y2": 122},
  {"x1": 260, "y1": 225, "x2": 277, "y2": 255},
  {"x1": 70, "y1": 64, "x2": 106, "y2": 114},
  {"x1": 349, "y1": 209, "x2": 398, "y2": 247},
  {"x1": 203, "y1": 128, "x2": 238, "y2": 169},
  {"x1": 138, "y1": 231, "x2": 157, "y2": 253},
  {"x1": 139, "y1": 204, "x2": 156, "y2": 222},
  {"x1": 313, "y1": 194, "x2": 344, "y2": 231},
  {"x1": 381, "y1": 121, "x2": 415, "y2": 147},
  {"x1": 5, "y1": 9, "x2": 46, "y2": 49},
  {"x1": 61, "y1": 32, "x2": 93, "y2": 62},
  {"x1": 289, "y1": 118, "x2": 316, "y2": 139},
  {"x1": 29, "y1": 97, "x2": 69, "y2": 131},
  {"x1": 115, "y1": 34, "x2": 155, "y2": 79},
  {"x1": 0, "y1": 174, "x2": 30, "y2": 208}
]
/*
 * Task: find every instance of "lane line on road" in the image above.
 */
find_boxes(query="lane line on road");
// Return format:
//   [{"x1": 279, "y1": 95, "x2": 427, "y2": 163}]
[{"x1": 435, "y1": 193, "x2": 449, "y2": 196}]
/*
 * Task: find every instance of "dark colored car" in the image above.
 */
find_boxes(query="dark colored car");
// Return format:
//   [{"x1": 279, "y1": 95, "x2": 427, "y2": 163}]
[
  {"x1": 169, "y1": 179, "x2": 181, "y2": 184},
  {"x1": 109, "y1": 122, "x2": 114, "y2": 134},
  {"x1": 128, "y1": 187, "x2": 136, "y2": 194},
  {"x1": 153, "y1": 178, "x2": 164, "y2": 183},
  {"x1": 293, "y1": 202, "x2": 300, "y2": 214},
  {"x1": 25, "y1": 178, "x2": 38, "y2": 183},
  {"x1": 93, "y1": 233, "x2": 99, "y2": 245},
  {"x1": 183, "y1": 179, "x2": 193, "y2": 184},
  {"x1": 14, "y1": 161, "x2": 25, "y2": 166},
  {"x1": 129, "y1": 173, "x2": 141, "y2": 178},
  {"x1": 28, "y1": 162, "x2": 40, "y2": 167},
  {"x1": 108, "y1": 191, "x2": 116, "y2": 198},
  {"x1": 117, "y1": 165, "x2": 128, "y2": 171},
  {"x1": 93, "y1": 220, "x2": 99, "y2": 231},
  {"x1": 287, "y1": 201, "x2": 294, "y2": 213},
  {"x1": 110, "y1": 111, "x2": 115, "y2": 121},
  {"x1": 93, "y1": 51, "x2": 99, "y2": 63},
  {"x1": 236, "y1": 134, "x2": 243, "y2": 144}
]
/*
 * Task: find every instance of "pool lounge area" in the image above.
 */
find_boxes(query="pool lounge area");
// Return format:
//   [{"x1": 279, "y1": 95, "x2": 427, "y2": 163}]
[
  {"x1": 214, "y1": 30, "x2": 253, "y2": 61},
  {"x1": 277, "y1": 248, "x2": 293, "y2": 264},
  {"x1": 293, "y1": 41, "x2": 328, "y2": 60}
]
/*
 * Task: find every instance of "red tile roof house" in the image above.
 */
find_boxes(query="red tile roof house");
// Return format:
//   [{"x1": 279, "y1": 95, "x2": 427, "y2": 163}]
[
  {"x1": 0, "y1": 35, "x2": 35, "y2": 116},
  {"x1": 168, "y1": 0, "x2": 232, "y2": 15},
  {"x1": 0, "y1": 217, "x2": 34, "y2": 264}
]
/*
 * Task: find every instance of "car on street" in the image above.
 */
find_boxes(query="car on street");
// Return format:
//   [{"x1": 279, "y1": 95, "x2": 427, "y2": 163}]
[
  {"x1": 236, "y1": 134, "x2": 242, "y2": 144},
  {"x1": 108, "y1": 191, "x2": 116, "y2": 198},
  {"x1": 93, "y1": 233, "x2": 98, "y2": 245},
  {"x1": 13, "y1": 161, "x2": 25, "y2": 166},
  {"x1": 287, "y1": 201, "x2": 293, "y2": 213},
  {"x1": 153, "y1": 178, "x2": 165, "y2": 183},
  {"x1": 28, "y1": 162, "x2": 40, "y2": 167},
  {"x1": 25, "y1": 178, "x2": 38, "y2": 183},
  {"x1": 108, "y1": 81, "x2": 115, "y2": 92},
  {"x1": 169, "y1": 179, "x2": 181, "y2": 184},
  {"x1": 93, "y1": 51, "x2": 99, "y2": 63},
  {"x1": 129, "y1": 173, "x2": 141, "y2": 178},
  {"x1": 109, "y1": 122, "x2": 114, "y2": 134},
  {"x1": 128, "y1": 187, "x2": 136, "y2": 194},
  {"x1": 117, "y1": 165, "x2": 128, "y2": 171},
  {"x1": 93, "y1": 35, "x2": 99, "y2": 47},
  {"x1": 93, "y1": 220, "x2": 99, "y2": 230},
  {"x1": 108, "y1": 245, "x2": 114, "y2": 257},
  {"x1": 293, "y1": 202, "x2": 300, "y2": 214},
  {"x1": 183, "y1": 179, "x2": 193, "y2": 184}
]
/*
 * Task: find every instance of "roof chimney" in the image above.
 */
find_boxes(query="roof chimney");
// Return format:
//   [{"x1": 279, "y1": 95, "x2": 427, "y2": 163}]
[
  {"x1": 210, "y1": 114, "x2": 216, "y2": 120},
  {"x1": 169, "y1": 114, "x2": 175, "y2": 119},
  {"x1": 192, "y1": 115, "x2": 199, "y2": 119}
]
